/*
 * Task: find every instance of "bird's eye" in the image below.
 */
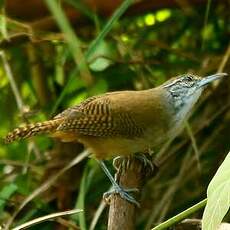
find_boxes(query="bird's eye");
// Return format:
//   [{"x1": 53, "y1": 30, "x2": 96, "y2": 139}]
[{"x1": 186, "y1": 75, "x2": 193, "y2": 81}]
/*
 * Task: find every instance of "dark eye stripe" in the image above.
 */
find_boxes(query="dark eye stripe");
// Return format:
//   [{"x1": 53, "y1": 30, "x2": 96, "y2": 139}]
[{"x1": 187, "y1": 76, "x2": 193, "y2": 81}]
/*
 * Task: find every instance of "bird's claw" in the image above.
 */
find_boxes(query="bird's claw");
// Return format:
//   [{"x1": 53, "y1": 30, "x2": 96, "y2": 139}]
[
  {"x1": 112, "y1": 156, "x2": 124, "y2": 170},
  {"x1": 134, "y1": 153, "x2": 155, "y2": 172},
  {"x1": 103, "y1": 185, "x2": 140, "y2": 207},
  {"x1": 113, "y1": 153, "x2": 156, "y2": 174}
]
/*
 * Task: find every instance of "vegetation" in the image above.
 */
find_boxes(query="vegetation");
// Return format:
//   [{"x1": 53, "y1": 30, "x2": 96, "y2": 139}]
[{"x1": 0, "y1": 0, "x2": 229, "y2": 229}]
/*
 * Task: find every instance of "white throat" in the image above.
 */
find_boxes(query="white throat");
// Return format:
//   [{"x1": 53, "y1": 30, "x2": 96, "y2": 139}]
[{"x1": 174, "y1": 88, "x2": 203, "y2": 123}]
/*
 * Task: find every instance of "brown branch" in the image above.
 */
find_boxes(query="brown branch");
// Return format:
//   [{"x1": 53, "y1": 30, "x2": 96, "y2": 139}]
[{"x1": 108, "y1": 155, "x2": 156, "y2": 230}]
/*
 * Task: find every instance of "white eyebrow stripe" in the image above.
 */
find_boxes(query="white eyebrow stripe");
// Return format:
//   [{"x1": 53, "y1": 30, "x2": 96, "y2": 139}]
[{"x1": 163, "y1": 79, "x2": 181, "y2": 88}]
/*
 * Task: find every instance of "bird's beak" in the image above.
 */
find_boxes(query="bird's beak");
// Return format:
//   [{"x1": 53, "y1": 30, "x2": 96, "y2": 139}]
[{"x1": 197, "y1": 73, "x2": 228, "y2": 88}]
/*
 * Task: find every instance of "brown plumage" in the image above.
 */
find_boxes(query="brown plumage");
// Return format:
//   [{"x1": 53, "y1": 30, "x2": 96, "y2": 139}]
[
  {"x1": 4, "y1": 89, "x2": 172, "y2": 159},
  {"x1": 5, "y1": 73, "x2": 226, "y2": 159},
  {"x1": 4, "y1": 119, "x2": 63, "y2": 144}
]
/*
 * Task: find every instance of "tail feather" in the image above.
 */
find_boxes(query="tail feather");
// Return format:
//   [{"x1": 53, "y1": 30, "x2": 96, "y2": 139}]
[{"x1": 4, "y1": 120, "x2": 62, "y2": 144}]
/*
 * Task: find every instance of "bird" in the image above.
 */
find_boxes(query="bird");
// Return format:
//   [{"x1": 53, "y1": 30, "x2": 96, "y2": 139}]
[{"x1": 4, "y1": 72, "x2": 228, "y2": 206}]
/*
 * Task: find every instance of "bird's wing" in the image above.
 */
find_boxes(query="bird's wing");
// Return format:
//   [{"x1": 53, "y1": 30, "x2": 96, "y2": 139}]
[{"x1": 55, "y1": 94, "x2": 144, "y2": 138}]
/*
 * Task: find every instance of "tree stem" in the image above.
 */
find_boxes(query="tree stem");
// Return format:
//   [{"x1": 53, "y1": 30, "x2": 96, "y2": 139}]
[{"x1": 108, "y1": 155, "x2": 155, "y2": 230}]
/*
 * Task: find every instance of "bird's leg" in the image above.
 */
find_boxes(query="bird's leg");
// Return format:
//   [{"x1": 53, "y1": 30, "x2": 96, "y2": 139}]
[{"x1": 97, "y1": 160, "x2": 140, "y2": 207}]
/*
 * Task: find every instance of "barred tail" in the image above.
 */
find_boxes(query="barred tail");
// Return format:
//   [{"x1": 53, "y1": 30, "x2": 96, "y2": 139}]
[{"x1": 4, "y1": 120, "x2": 62, "y2": 144}]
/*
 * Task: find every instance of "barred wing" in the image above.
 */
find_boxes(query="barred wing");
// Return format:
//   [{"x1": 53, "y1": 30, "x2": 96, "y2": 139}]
[{"x1": 55, "y1": 95, "x2": 143, "y2": 138}]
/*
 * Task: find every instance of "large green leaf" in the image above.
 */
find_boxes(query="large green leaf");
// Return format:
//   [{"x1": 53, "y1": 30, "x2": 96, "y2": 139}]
[{"x1": 202, "y1": 151, "x2": 230, "y2": 230}]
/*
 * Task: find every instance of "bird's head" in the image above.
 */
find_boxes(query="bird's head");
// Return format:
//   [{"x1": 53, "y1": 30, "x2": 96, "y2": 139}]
[{"x1": 163, "y1": 72, "x2": 228, "y2": 116}]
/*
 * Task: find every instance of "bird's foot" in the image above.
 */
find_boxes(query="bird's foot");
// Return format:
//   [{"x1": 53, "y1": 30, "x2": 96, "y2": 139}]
[
  {"x1": 113, "y1": 152, "x2": 158, "y2": 176},
  {"x1": 103, "y1": 184, "x2": 140, "y2": 207},
  {"x1": 97, "y1": 160, "x2": 140, "y2": 207},
  {"x1": 113, "y1": 156, "x2": 126, "y2": 171},
  {"x1": 134, "y1": 152, "x2": 156, "y2": 172}
]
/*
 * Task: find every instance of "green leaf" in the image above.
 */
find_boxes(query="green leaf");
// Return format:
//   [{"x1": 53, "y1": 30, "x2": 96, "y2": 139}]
[
  {"x1": 0, "y1": 67, "x2": 8, "y2": 88},
  {"x1": 89, "y1": 57, "x2": 111, "y2": 72},
  {"x1": 73, "y1": 164, "x2": 89, "y2": 230},
  {"x1": 50, "y1": 0, "x2": 134, "y2": 114},
  {"x1": 0, "y1": 183, "x2": 18, "y2": 212},
  {"x1": 202, "y1": 151, "x2": 230, "y2": 230},
  {"x1": 88, "y1": 41, "x2": 115, "y2": 72},
  {"x1": 45, "y1": 0, "x2": 91, "y2": 84},
  {"x1": 0, "y1": 12, "x2": 8, "y2": 39},
  {"x1": 85, "y1": 0, "x2": 134, "y2": 59}
]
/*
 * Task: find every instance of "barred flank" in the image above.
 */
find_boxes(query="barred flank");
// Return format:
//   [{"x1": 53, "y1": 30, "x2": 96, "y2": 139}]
[{"x1": 4, "y1": 120, "x2": 62, "y2": 144}]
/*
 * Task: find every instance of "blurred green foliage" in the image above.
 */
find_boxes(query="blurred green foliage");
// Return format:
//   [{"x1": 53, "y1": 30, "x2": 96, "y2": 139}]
[{"x1": 0, "y1": 0, "x2": 229, "y2": 229}]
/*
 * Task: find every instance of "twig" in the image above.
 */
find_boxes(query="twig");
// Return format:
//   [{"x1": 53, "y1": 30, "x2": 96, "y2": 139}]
[
  {"x1": 88, "y1": 54, "x2": 162, "y2": 66},
  {"x1": 12, "y1": 209, "x2": 82, "y2": 230},
  {"x1": 217, "y1": 43, "x2": 230, "y2": 73},
  {"x1": 185, "y1": 122, "x2": 201, "y2": 173},
  {"x1": 55, "y1": 217, "x2": 80, "y2": 230},
  {"x1": 0, "y1": 159, "x2": 40, "y2": 174},
  {"x1": 0, "y1": 51, "x2": 25, "y2": 111}
]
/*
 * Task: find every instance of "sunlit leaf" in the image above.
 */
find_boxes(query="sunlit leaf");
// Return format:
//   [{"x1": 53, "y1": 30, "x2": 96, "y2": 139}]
[
  {"x1": 0, "y1": 8, "x2": 8, "y2": 39},
  {"x1": 144, "y1": 14, "x2": 155, "y2": 26},
  {"x1": 88, "y1": 41, "x2": 115, "y2": 72},
  {"x1": 156, "y1": 9, "x2": 171, "y2": 22},
  {"x1": 89, "y1": 57, "x2": 112, "y2": 72},
  {"x1": 0, "y1": 67, "x2": 8, "y2": 88},
  {"x1": 202, "y1": 151, "x2": 230, "y2": 230},
  {"x1": 202, "y1": 24, "x2": 214, "y2": 41},
  {"x1": 120, "y1": 34, "x2": 129, "y2": 42}
]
